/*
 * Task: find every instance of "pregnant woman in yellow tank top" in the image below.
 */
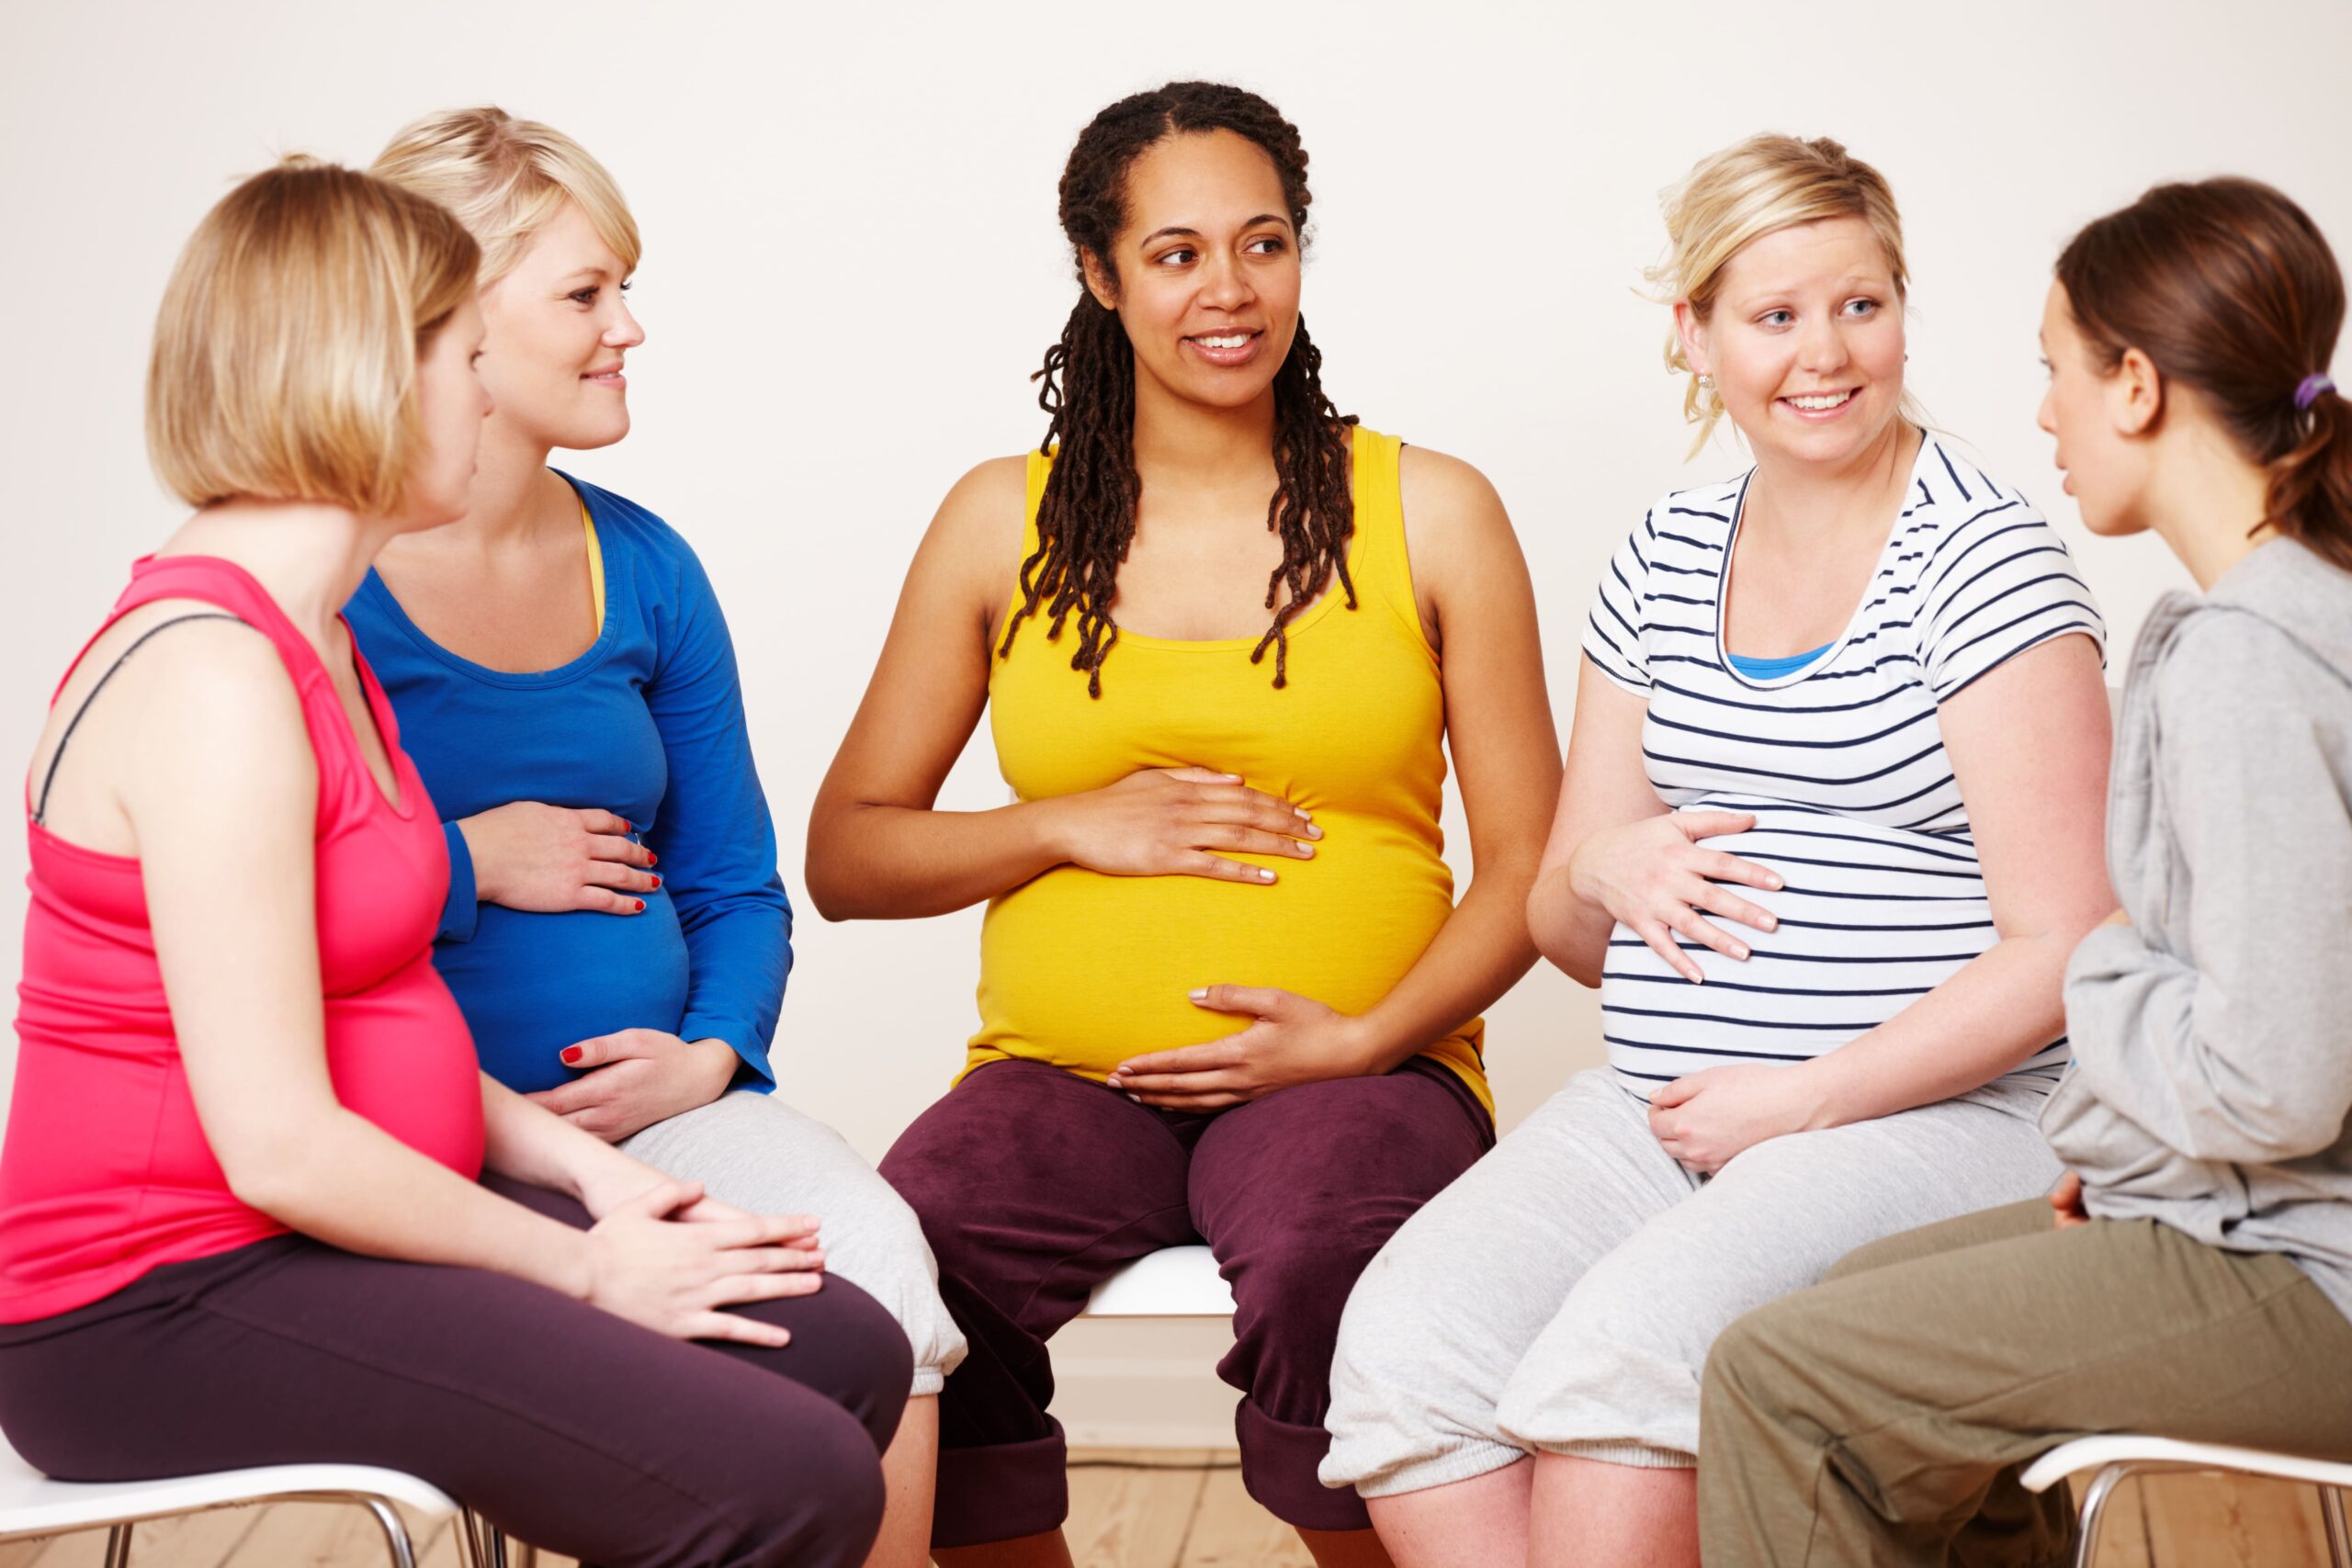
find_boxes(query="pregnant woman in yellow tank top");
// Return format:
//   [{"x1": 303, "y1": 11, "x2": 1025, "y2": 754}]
[{"x1": 807, "y1": 83, "x2": 1559, "y2": 1568}]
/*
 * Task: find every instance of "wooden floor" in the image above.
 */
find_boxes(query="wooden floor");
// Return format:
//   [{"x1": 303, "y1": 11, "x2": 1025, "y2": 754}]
[{"x1": 1, "y1": 1450, "x2": 2341, "y2": 1566}]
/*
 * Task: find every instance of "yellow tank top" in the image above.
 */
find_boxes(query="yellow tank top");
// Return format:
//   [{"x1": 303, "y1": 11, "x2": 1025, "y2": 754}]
[{"x1": 967, "y1": 427, "x2": 1490, "y2": 1115}]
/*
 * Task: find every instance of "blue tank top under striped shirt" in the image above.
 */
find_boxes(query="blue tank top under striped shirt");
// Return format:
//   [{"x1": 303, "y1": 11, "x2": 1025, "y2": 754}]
[{"x1": 1581, "y1": 434, "x2": 2105, "y2": 1099}]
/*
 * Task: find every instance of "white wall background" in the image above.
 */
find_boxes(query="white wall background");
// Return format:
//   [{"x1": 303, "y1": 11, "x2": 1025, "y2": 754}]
[{"x1": 6, "y1": 0, "x2": 2347, "y2": 1442}]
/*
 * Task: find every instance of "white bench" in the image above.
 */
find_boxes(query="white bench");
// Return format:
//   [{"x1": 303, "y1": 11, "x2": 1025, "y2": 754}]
[
  {"x1": 0, "y1": 1428, "x2": 504, "y2": 1567},
  {"x1": 1083, "y1": 1244, "x2": 1236, "y2": 1317},
  {"x1": 2023, "y1": 1434, "x2": 2352, "y2": 1567}
]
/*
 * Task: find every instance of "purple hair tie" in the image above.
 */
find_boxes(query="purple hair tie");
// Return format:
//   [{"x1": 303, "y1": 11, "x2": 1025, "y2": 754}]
[{"x1": 2296, "y1": 372, "x2": 2337, "y2": 411}]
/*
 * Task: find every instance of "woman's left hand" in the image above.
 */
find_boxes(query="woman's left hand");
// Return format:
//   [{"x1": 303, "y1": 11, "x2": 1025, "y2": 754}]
[
  {"x1": 1647, "y1": 1062, "x2": 1832, "y2": 1176},
  {"x1": 1105, "y1": 986, "x2": 1374, "y2": 1111},
  {"x1": 526, "y1": 1030, "x2": 741, "y2": 1143}
]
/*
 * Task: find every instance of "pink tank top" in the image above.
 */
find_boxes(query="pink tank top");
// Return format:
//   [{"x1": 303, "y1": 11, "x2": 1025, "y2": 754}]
[{"x1": 0, "y1": 555, "x2": 486, "y2": 1323}]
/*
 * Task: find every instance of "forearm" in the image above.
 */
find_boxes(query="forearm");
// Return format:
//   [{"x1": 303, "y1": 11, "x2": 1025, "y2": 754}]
[
  {"x1": 807, "y1": 796, "x2": 1069, "y2": 919},
  {"x1": 1805, "y1": 931, "x2": 2075, "y2": 1125},
  {"x1": 237, "y1": 1101, "x2": 592, "y2": 1299},
  {"x1": 480, "y1": 1074, "x2": 659, "y2": 1201},
  {"x1": 1525, "y1": 860, "x2": 1616, "y2": 988},
  {"x1": 1353, "y1": 863, "x2": 1544, "y2": 1073}
]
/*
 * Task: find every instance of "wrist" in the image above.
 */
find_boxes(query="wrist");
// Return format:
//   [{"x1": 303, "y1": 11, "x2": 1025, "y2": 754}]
[
  {"x1": 1792, "y1": 1054, "x2": 1856, "y2": 1132},
  {"x1": 1021, "y1": 795, "x2": 1075, "y2": 867},
  {"x1": 686, "y1": 1037, "x2": 741, "y2": 1101},
  {"x1": 454, "y1": 815, "x2": 501, "y2": 904},
  {"x1": 1338, "y1": 1010, "x2": 1408, "y2": 1076}
]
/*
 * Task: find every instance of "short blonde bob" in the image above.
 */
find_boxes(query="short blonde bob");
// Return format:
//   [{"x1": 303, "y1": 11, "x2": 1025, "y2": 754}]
[
  {"x1": 1649, "y1": 133, "x2": 1918, "y2": 453},
  {"x1": 146, "y1": 157, "x2": 481, "y2": 515},
  {"x1": 370, "y1": 107, "x2": 640, "y2": 286}
]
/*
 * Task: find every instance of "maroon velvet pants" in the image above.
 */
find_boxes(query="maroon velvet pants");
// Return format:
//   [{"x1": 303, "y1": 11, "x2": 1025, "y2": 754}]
[
  {"x1": 880, "y1": 1056, "x2": 1492, "y2": 1546},
  {"x1": 0, "y1": 1177, "x2": 910, "y2": 1568}
]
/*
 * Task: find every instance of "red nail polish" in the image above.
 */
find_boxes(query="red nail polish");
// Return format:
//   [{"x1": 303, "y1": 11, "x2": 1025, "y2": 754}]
[
  {"x1": 560, "y1": 1046, "x2": 582, "y2": 1065},
  {"x1": 647, "y1": 852, "x2": 658, "y2": 866},
  {"x1": 633, "y1": 899, "x2": 646, "y2": 912},
  {"x1": 650, "y1": 875, "x2": 662, "y2": 888}
]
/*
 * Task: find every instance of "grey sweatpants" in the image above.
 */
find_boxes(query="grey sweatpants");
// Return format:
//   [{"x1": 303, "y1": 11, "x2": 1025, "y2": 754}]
[
  {"x1": 622, "y1": 1090, "x2": 967, "y2": 1396},
  {"x1": 1320, "y1": 1067, "x2": 2059, "y2": 1494}
]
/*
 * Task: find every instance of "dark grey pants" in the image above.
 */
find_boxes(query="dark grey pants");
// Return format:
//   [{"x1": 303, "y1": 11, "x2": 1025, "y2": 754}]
[{"x1": 0, "y1": 1177, "x2": 910, "y2": 1568}]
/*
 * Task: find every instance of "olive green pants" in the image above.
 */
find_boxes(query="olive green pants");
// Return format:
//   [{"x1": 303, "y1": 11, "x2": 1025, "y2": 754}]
[{"x1": 1698, "y1": 1200, "x2": 2352, "y2": 1566}]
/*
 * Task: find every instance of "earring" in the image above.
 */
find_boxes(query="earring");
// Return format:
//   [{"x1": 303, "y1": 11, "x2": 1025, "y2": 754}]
[{"x1": 1696, "y1": 373, "x2": 1715, "y2": 391}]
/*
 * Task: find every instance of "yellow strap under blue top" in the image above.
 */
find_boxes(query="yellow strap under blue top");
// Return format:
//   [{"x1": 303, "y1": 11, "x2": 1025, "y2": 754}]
[{"x1": 581, "y1": 498, "x2": 605, "y2": 630}]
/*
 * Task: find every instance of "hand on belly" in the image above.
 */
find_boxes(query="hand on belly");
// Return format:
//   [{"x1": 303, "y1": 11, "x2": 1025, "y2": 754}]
[{"x1": 1102, "y1": 984, "x2": 1372, "y2": 1111}]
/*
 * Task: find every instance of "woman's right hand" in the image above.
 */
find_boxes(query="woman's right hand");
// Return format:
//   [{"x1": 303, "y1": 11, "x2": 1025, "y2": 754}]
[
  {"x1": 580, "y1": 1179, "x2": 825, "y2": 1347},
  {"x1": 1566, "y1": 809, "x2": 1783, "y2": 982},
  {"x1": 1043, "y1": 766, "x2": 1321, "y2": 884},
  {"x1": 457, "y1": 801, "x2": 660, "y2": 914}
]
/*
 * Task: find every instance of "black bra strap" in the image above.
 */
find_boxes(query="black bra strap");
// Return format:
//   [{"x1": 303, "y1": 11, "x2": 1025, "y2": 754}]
[{"x1": 33, "y1": 613, "x2": 251, "y2": 826}]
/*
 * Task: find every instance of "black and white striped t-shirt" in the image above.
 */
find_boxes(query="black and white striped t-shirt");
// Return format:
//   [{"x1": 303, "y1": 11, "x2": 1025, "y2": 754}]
[{"x1": 1580, "y1": 435, "x2": 2104, "y2": 1099}]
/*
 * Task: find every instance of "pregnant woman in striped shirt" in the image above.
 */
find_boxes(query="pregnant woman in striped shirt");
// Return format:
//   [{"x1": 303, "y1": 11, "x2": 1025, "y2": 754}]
[{"x1": 1322, "y1": 134, "x2": 2120, "y2": 1568}]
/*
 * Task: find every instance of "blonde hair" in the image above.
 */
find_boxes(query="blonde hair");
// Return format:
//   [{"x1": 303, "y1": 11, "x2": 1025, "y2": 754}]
[
  {"x1": 146, "y1": 156, "x2": 481, "y2": 515},
  {"x1": 1648, "y1": 134, "x2": 1917, "y2": 454},
  {"x1": 370, "y1": 107, "x2": 640, "y2": 286}
]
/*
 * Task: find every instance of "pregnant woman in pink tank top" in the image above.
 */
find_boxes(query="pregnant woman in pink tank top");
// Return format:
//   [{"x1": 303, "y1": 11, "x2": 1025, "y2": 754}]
[{"x1": 0, "y1": 160, "x2": 906, "y2": 1568}]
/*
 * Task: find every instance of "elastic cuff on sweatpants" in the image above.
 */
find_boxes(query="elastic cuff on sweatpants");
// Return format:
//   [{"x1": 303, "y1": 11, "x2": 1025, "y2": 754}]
[
  {"x1": 1237, "y1": 1399, "x2": 1373, "y2": 1532},
  {"x1": 1535, "y1": 1438, "x2": 1695, "y2": 1470},
  {"x1": 931, "y1": 1421, "x2": 1068, "y2": 1548}
]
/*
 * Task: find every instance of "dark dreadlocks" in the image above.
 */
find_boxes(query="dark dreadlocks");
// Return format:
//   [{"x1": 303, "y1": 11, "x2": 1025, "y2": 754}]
[{"x1": 996, "y1": 81, "x2": 1358, "y2": 695}]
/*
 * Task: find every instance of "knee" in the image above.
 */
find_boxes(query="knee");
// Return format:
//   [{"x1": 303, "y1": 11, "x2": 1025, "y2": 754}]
[
  {"x1": 1328, "y1": 1247, "x2": 1443, "y2": 1398},
  {"x1": 735, "y1": 1407, "x2": 889, "y2": 1568},
  {"x1": 1701, "y1": 1297, "x2": 1819, "y2": 1442},
  {"x1": 818, "y1": 1278, "x2": 918, "y2": 1451},
  {"x1": 820, "y1": 1190, "x2": 967, "y2": 1388}
]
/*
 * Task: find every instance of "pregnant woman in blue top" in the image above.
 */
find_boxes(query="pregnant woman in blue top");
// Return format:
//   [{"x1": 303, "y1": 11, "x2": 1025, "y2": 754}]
[{"x1": 350, "y1": 107, "x2": 961, "y2": 1568}]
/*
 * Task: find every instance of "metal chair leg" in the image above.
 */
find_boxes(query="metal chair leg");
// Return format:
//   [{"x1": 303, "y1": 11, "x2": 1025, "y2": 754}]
[
  {"x1": 2073, "y1": 1462, "x2": 2132, "y2": 1568},
  {"x1": 101, "y1": 1523, "x2": 132, "y2": 1568},
  {"x1": 456, "y1": 1507, "x2": 511, "y2": 1568},
  {"x1": 357, "y1": 1497, "x2": 419, "y2": 1568},
  {"x1": 2323, "y1": 1484, "x2": 2351, "y2": 1568}
]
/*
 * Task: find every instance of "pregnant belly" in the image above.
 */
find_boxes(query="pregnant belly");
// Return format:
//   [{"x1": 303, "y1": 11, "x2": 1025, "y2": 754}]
[
  {"x1": 976, "y1": 822, "x2": 1457, "y2": 1078},
  {"x1": 433, "y1": 897, "x2": 693, "y2": 1093},
  {"x1": 1600, "y1": 802, "x2": 1996, "y2": 1092}
]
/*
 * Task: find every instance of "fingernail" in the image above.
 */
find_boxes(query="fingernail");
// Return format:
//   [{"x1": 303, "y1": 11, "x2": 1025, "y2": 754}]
[
  {"x1": 1126, "y1": 1093, "x2": 1143, "y2": 1104},
  {"x1": 1689, "y1": 974, "x2": 1704, "y2": 985},
  {"x1": 1295, "y1": 843, "x2": 1315, "y2": 857},
  {"x1": 1306, "y1": 824, "x2": 1323, "y2": 840},
  {"x1": 633, "y1": 899, "x2": 646, "y2": 912},
  {"x1": 648, "y1": 852, "x2": 658, "y2": 866},
  {"x1": 560, "y1": 1046, "x2": 583, "y2": 1065},
  {"x1": 650, "y1": 875, "x2": 662, "y2": 888},
  {"x1": 1257, "y1": 868, "x2": 1275, "y2": 883},
  {"x1": 1762, "y1": 916, "x2": 1778, "y2": 931},
  {"x1": 1105, "y1": 1076, "x2": 1123, "y2": 1089},
  {"x1": 1732, "y1": 945, "x2": 1750, "y2": 960},
  {"x1": 1768, "y1": 875, "x2": 1783, "y2": 890},
  {"x1": 1295, "y1": 807, "x2": 1312, "y2": 820},
  {"x1": 1189, "y1": 988, "x2": 1209, "y2": 1001}
]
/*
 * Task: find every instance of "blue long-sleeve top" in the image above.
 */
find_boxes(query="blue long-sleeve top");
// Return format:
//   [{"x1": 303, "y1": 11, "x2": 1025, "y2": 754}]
[{"x1": 345, "y1": 472, "x2": 789, "y2": 1095}]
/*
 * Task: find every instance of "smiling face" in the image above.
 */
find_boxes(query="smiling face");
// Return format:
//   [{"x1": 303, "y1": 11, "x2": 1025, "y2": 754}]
[
  {"x1": 405, "y1": 295, "x2": 494, "y2": 526},
  {"x1": 2037, "y1": 280, "x2": 2157, "y2": 537},
  {"x1": 1084, "y1": 129, "x2": 1302, "y2": 413},
  {"x1": 475, "y1": 200, "x2": 643, "y2": 453},
  {"x1": 1680, "y1": 216, "x2": 1907, "y2": 469}
]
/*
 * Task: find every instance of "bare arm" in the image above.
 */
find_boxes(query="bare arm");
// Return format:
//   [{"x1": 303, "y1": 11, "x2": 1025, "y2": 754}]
[
  {"x1": 1526, "y1": 661, "x2": 1781, "y2": 987},
  {"x1": 1803, "y1": 632, "x2": 2116, "y2": 1120},
  {"x1": 805, "y1": 458, "x2": 1060, "y2": 919},
  {"x1": 131, "y1": 626, "x2": 598, "y2": 1294},
  {"x1": 1345, "y1": 447, "x2": 1559, "y2": 1065},
  {"x1": 126, "y1": 626, "x2": 819, "y2": 1344}
]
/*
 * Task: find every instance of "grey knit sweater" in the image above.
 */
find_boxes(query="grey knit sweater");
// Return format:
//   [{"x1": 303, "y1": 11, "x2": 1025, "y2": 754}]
[{"x1": 2041, "y1": 537, "x2": 2352, "y2": 1315}]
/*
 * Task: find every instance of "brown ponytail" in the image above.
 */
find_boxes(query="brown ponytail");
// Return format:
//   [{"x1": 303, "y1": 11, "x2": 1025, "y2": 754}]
[{"x1": 2054, "y1": 177, "x2": 2351, "y2": 573}]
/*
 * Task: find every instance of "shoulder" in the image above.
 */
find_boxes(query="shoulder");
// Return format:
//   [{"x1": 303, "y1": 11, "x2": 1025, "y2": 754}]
[
  {"x1": 114, "y1": 609, "x2": 313, "y2": 806},
  {"x1": 923, "y1": 455, "x2": 1030, "y2": 568},
  {"x1": 1905, "y1": 440, "x2": 2075, "y2": 578},
  {"x1": 561, "y1": 471, "x2": 696, "y2": 570}
]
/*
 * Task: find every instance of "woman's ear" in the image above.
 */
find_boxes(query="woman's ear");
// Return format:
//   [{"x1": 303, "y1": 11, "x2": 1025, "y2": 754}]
[
  {"x1": 1080, "y1": 249, "x2": 1119, "y2": 312},
  {"x1": 1673, "y1": 299, "x2": 1710, "y2": 380},
  {"x1": 2111, "y1": 345, "x2": 2165, "y2": 436}
]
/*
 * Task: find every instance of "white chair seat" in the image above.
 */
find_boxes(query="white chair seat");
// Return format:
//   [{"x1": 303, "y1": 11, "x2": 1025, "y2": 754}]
[
  {"x1": 2023, "y1": 1434, "x2": 2352, "y2": 1495},
  {"x1": 1083, "y1": 1245, "x2": 1236, "y2": 1317},
  {"x1": 0, "y1": 1437, "x2": 460, "y2": 1540}
]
